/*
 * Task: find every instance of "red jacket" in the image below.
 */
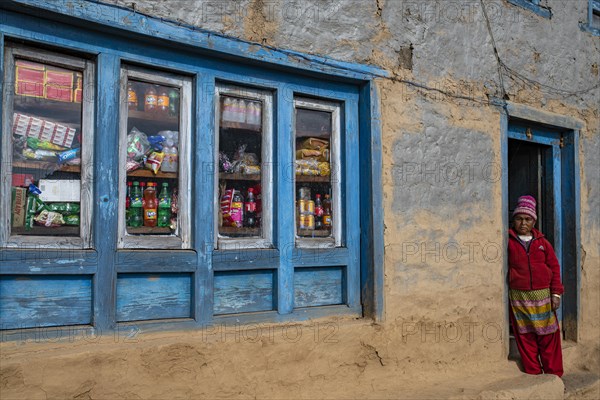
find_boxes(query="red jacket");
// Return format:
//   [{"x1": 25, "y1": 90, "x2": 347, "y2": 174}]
[{"x1": 508, "y1": 228, "x2": 564, "y2": 295}]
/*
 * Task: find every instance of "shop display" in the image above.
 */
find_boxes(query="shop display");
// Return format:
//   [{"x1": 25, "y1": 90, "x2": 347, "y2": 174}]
[
  {"x1": 9, "y1": 58, "x2": 84, "y2": 237},
  {"x1": 123, "y1": 78, "x2": 181, "y2": 236},
  {"x1": 294, "y1": 106, "x2": 335, "y2": 238},
  {"x1": 217, "y1": 93, "x2": 265, "y2": 239}
]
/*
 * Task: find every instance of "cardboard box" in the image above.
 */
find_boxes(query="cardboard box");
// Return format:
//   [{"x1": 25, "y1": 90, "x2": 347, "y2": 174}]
[
  {"x1": 38, "y1": 179, "x2": 80, "y2": 202},
  {"x1": 12, "y1": 173, "x2": 34, "y2": 187},
  {"x1": 11, "y1": 187, "x2": 27, "y2": 228},
  {"x1": 45, "y1": 68, "x2": 74, "y2": 102},
  {"x1": 74, "y1": 73, "x2": 83, "y2": 103},
  {"x1": 13, "y1": 113, "x2": 77, "y2": 148},
  {"x1": 15, "y1": 60, "x2": 44, "y2": 98}
]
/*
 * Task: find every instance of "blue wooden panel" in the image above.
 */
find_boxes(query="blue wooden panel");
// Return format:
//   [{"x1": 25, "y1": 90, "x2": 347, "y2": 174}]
[
  {"x1": 213, "y1": 270, "x2": 275, "y2": 315},
  {"x1": 0, "y1": 275, "x2": 92, "y2": 329},
  {"x1": 294, "y1": 267, "x2": 345, "y2": 308},
  {"x1": 116, "y1": 274, "x2": 192, "y2": 322}
]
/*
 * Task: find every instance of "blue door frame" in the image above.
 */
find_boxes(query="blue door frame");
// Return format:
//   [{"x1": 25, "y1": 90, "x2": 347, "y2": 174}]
[{"x1": 502, "y1": 102, "x2": 582, "y2": 342}]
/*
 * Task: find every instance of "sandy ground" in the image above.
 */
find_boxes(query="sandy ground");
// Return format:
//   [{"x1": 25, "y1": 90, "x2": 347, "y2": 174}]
[{"x1": 1, "y1": 318, "x2": 598, "y2": 399}]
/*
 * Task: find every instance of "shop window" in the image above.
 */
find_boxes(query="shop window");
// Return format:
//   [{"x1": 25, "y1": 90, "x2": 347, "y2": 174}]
[
  {"x1": 117, "y1": 66, "x2": 192, "y2": 249},
  {"x1": 215, "y1": 84, "x2": 273, "y2": 249},
  {"x1": 294, "y1": 98, "x2": 342, "y2": 248},
  {"x1": 581, "y1": 0, "x2": 600, "y2": 35},
  {"x1": 1, "y1": 44, "x2": 94, "y2": 248}
]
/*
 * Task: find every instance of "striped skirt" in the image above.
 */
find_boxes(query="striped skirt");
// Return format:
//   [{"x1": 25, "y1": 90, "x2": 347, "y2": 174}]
[{"x1": 509, "y1": 288, "x2": 559, "y2": 335}]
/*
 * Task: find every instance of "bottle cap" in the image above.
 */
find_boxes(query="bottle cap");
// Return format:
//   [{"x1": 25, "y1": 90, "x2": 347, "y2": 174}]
[{"x1": 248, "y1": 188, "x2": 254, "y2": 193}]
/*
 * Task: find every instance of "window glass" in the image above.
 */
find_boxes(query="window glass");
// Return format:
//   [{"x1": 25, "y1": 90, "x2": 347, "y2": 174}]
[
  {"x1": 124, "y1": 79, "x2": 181, "y2": 236},
  {"x1": 217, "y1": 89, "x2": 270, "y2": 244},
  {"x1": 294, "y1": 106, "x2": 335, "y2": 240},
  {"x1": 10, "y1": 59, "x2": 84, "y2": 237}
]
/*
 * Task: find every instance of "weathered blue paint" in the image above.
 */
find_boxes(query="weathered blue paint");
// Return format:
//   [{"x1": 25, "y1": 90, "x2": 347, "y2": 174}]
[
  {"x1": 291, "y1": 248, "x2": 349, "y2": 267},
  {"x1": 344, "y1": 99, "x2": 360, "y2": 309},
  {"x1": 359, "y1": 81, "x2": 385, "y2": 321},
  {"x1": 507, "y1": 125, "x2": 561, "y2": 146},
  {"x1": 213, "y1": 250, "x2": 280, "y2": 271},
  {"x1": 0, "y1": 0, "x2": 382, "y2": 335},
  {"x1": 1, "y1": 250, "x2": 98, "y2": 274},
  {"x1": 0, "y1": 32, "x2": 3, "y2": 190},
  {"x1": 294, "y1": 267, "x2": 344, "y2": 308},
  {"x1": 0, "y1": 275, "x2": 92, "y2": 329},
  {"x1": 116, "y1": 273, "x2": 192, "y2": 322},
  {"x1": 506, "y1": 0, "x2": 552, "y2": 19},
  {"x1": 213, "y1": 270, "x2": 275, "y2": 315},
  {"x1": 4, "y1": 0, "x2": 388, "y2": 81},
  {"x1": 116, "y1": 251, "x2": 197, "y2": 273},
  {"x1": 500, "y1": 109, "x2": 510, "y2": 357},
  {"x1": 505, "y1": 102, "x2": 584, "y2": 130},
  {"x1": 93, "y1": 53, "x2": 120, "y2": 332},
  {"x1": 277, "y1": 87, "x2": 294, "y2": 315},
  {"x1": 195, "y1": 72, "x2": 216, "y2": 324},
  {"x1": 552, "y1": 144, "x2": 563, "y2": 322}
]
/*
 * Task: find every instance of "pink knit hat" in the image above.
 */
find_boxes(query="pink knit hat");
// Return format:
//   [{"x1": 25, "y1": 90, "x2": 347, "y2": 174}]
[{"x1": 513, "y1": 195, "x2": 537, "y2": 221}]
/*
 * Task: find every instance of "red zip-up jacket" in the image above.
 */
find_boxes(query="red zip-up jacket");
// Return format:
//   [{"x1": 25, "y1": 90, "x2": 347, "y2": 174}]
[{"x1": 508, "y1": 228, "x2": 564, "y2": 295}]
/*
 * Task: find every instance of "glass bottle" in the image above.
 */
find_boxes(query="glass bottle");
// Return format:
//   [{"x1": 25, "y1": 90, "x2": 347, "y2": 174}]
[
  {"x1": 244, "y1": 188, "x2": 257, "y2": 228},
  {"x1": 129, "y1": 181, "x2": 143, "y2": 228},
  {"x1": 144, "y1": 85, "x2": 157, "y2": 113},
  {"x1": 143, "y1": 182, "x2": 158, "y2": 227},
  {"x1": 157, "y1": 87, "x2": 170, "y2": 115},
  {"x1": 323, "y1": 194, "x2": 332, "y2": 228},
  {"x1": 158, "y1": 182, "x2": 172, "y2": 228},
  {"x1": 314, "y1": 194, "x2": 323, "y2": 230},
  {"x1": 127, "y1": 82, "x2": 138, "y2": 111}
]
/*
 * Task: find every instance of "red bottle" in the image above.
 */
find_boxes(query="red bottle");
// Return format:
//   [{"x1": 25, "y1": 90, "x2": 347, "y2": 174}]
[{"x1": 143, "y1": 182, "x2": 158, "y2": 227}]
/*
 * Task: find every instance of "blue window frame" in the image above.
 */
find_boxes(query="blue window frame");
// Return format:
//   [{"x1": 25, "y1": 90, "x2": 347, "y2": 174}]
[
  {"x1": 506, "y1": 0, "x2": 552, "y2": 19},
  {"x1": 581, "y1": 0, "x2": 600, "y2": 36},
  {"x1": 0, "y1": 0, "x2": 386, "y2": 338}
]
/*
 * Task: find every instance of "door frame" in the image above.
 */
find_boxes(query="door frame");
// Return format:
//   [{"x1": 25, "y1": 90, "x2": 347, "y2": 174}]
[{"x1": 500, "y1": 101, "x2": 582, "y2": 351}]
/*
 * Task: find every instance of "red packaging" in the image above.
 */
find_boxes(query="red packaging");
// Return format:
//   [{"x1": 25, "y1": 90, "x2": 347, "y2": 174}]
[
  {"x1": 15, "y1": 60, "x2": 44, "y2": 98},
  {"x1": 12, "y1": 173, "x2": 35, "y2": 187},
  {"x1": 45, "y1": 68, "x2": 74, "y2": 102}
]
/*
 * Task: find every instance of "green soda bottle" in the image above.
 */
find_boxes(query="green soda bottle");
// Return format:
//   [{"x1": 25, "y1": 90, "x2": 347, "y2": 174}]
[
  {"x1": 158, "y1": 182, "x2": 172, "y2": 228},
  {"x1": 129, "y1": 181, "x2": 143, "y2": 227}
]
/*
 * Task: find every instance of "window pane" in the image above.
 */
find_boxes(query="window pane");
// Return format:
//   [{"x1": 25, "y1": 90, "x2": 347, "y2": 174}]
[
  {"x1": 124, "y1": 79, "x2": 180, "y2": 236},
  {"x1": 11, "y1": 59, "x2": 83, "y2": 237},
  {"x1": 295, "y1": 107, "x2": 334, "y2": 239},
  {"x1": 217, "y1": 94, "x2": 264, "y2": 239}
]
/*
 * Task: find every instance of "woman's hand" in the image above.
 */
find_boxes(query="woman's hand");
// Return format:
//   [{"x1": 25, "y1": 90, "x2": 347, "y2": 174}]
[{"x1": 551, "y1": 296, "x2": 561, "y2": 311}]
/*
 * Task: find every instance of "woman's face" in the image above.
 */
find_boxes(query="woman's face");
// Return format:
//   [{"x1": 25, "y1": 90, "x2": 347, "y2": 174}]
[{"x1": 513, "y1": 214, "x2": 535, "y2": 235}]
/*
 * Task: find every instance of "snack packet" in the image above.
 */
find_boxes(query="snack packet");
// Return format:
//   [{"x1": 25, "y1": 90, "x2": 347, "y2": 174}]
[
  {"x1": 145, "y1": 151, "x2": 165, "y2": 174},
  {"x1": 34, "y1": 210, "x2": 65, "y2": 227},
  {"x1": 47, "y1": 202, "x2": 81, "y2": 215}
]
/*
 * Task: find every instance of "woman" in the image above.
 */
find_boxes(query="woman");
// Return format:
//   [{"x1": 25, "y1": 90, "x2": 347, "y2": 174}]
[{"x1": 508, "y1": 195, "x2": 564, "y2": 377}]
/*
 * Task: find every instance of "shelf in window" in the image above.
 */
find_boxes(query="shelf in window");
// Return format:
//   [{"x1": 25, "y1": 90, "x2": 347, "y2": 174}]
[
  {"x1": 219, "y1": 226, "x2": 261, "y2": 236},
  {"x1": 297, "y1": 229, "x2": 331, "y2": 238},
  {"x1": 14, "y1": 95, "x2": 82, "y2": 125},
  {"x1": 295, "y1": 174, "x2": 330, "y2": 183},
  {"x1": 127, "y1": 169, "x2": 177, "y2": 179},
  {"x1": 127, "y1": 110, "x2": 179, "y2": 132},
  {"x1": 13, "y1": 161, "x2": 81, "y2": 173},
  {"x1": 296, "y1": 130, "x2": 330, "y2": 138},
  {"x1": 127, "y1": 226, "x2": 173, "y2": 235},
  {"x1": 219, "y1": 173, "x2": 261, "y2": 181},
  {"x1": 220, "y1": 120, "x2": 262, "y2": 132},
  {"x1": 12, "y1": 226, "x2": 80, "y2": 236}
]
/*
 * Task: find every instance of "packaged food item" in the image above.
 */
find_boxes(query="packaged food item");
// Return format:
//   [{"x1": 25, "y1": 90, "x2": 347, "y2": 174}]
[
  {"x1": 25, "y1": 195, "x2": 48, "y2": 230},
  {"x1": 296, "y1": 149, "x2": 321, "y2": 159},
  {"x1": 220, "y1": 188, "x2": 234, "y2": 226},
  {"x1": 126, "y1": 159, "x2": 143, "y2": 172},
  {"x1": 318, "y1": 162, "x2": 331, "y2": 176},
  {"x1": 301, "y1": 137, "x2": 329, "y2": 151},
  {"x1": 38, "y1": 179, "x2": 80, "y2": 202},
  {"x1": 148, "y1": 135, "x2": 165, "y2": 152},
  {"x1": 13, "y1": 113, "x2": 77, "y2": 148},
  {"x1": 161, "y1": 146, "x2": 178, "y2": 173},
  {"x1": 12, "y1": 174, "x2": 34, "y2": 187},
  {"x1": 57, "y1": 148, "x2": 80, "y2": 163},
  {"x1": 230, "y1": 190, "x2": 244, "y2": 228},
  {"x1": 145, "y1": 151, "x2": 165, "y2": 174},
  {"x1": 26, "y1": 137, "x2": 68, "y2": 152},
  {"x1": 219, "y1": 151, "x2": 233, "y2": 173},
  {"x1": 126, "y1": 127, "x2": 150, "y2": 161},
  {"x1": 11, "y1": 187, "x2": 27, "y2": 228},
  {"x1": 47, "y1": 202, "x2": 80, "y2": 215},
  {"x1": 63, "y1": 214, "x2": 80, "y2": 226},
  {"x1": 34, "y1": 210, "x2": 65, "y2": 227},
  {"x1": 28, "y1": 183, "x2": 42, "y2": 196},
  {"x1": 23, "y1": 148, "x2": 58, "y2": 161},
  {"x1": 243, "y1": 165, "x2": 261, "y2": 175}
]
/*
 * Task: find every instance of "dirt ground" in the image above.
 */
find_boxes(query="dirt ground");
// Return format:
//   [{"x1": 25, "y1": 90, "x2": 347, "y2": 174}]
[{"x1": 1, "y1": 317, "x2": 598, "y2": 399}]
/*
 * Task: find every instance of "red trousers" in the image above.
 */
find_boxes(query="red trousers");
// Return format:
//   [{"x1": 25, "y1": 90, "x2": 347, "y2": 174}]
[{"x1": 511, "y1": 312, "x2": 564, "y2": 377}]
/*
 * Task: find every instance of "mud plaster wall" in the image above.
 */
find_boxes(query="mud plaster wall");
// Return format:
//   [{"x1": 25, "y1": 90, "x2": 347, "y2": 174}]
[{"x1": 100, "y1": 0, "x2": 599, "y2": 369}]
